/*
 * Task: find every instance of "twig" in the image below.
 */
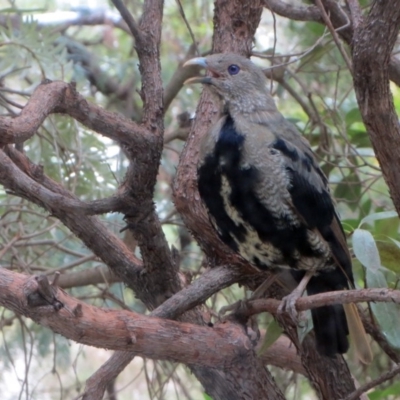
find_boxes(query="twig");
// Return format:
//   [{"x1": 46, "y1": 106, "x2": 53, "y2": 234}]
[
  {"x1": 343, "y1": 364, "x2": 400, "y2": 400},
  {"x1": 244, "y1": 288, "x2": 400, "y2": 317},
  {"x1": 175, "y1": 0, "x2": 199, "y2": 56},
  {"x1": 0, "y1": 233, "x2": 20, "y2": 260},
  {"x1": 346, "y1": 0, "x2": 363, "y2": 30},
  {"x1": 314, "y1": 0, "x2": 353, "y2": 73},
  {"x1": 111, "y1": 0, "x2": 143, "y2": 44}
]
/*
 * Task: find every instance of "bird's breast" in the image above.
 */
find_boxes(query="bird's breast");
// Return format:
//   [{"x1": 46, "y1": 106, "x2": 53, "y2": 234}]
[{"x1": 197, "y1": 114, "x2": 332, "y2": 272}]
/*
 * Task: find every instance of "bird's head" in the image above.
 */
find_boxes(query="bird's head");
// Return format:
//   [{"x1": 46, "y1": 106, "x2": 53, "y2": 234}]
[{"x1": 184, "y1": 53, "x2": 277, "y2": 114}]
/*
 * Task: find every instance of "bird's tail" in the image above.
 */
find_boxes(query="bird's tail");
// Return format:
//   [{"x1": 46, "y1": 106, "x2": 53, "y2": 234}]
[
  {"x1": 307, "y1": 276, "x2": 372, "y2": 363},
  {"x1": 307, "y1": 276, "x2": 350, "y2": 357}
]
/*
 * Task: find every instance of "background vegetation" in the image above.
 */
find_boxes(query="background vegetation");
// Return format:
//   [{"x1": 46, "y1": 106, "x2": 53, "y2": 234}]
[{"x1": 1, "y1": 0, "x2": 400, "y2": 399}]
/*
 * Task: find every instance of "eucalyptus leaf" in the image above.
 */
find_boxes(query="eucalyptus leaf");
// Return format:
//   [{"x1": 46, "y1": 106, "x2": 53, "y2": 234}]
[
  {"x1": 366, "y1": 269, "x2": 400, "y2": 349},
  {"x1": 376, "y1": 241, "x2": 400, "y2": 274},
  {"x1": 257, "y1": 319, "x2": 283, "y2": 356},
  {"x1": 359, "y1": 210, "x2": 398, "y2": 227},
  {"x1": 352, "y1": 229, "x2": 380, "y2": 272},
  {"x1": 345, "y1": 107, "x2": 362, "y2": 128}
]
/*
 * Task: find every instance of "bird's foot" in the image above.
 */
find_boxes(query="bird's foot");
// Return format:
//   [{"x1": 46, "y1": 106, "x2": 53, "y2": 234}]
[
  {"x1": 278, "y1": 270, "x2": 313, "y2": 325},
  {"x1": 219, "y1": 300, "x2": 247, "y2": 321},
  {"x1": 278, "y1": 291, "x2": 301, "y2": 325},
  {"x1": 219, "y1": 300, "x2": 259, "y2": 343}
]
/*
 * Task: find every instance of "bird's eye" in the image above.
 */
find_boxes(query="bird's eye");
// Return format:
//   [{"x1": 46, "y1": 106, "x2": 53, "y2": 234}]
[{"x1": 227, "y1": 64, "x2": 240, "y2": 75}]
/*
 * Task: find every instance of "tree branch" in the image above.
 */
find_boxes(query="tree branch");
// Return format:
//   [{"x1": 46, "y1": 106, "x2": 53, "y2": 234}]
[
  {"x1": 244, "y1": 288, "x2": 400, "y2": 316},
  {"x1": 344, "y1": 364, "x2": 400, "y2": 400},
  {"x1": 0, "y1": 268, "x2": 252, "y2": 368},
  {"x1": 263, "y1": 0, "x2": 322, "y2": 22},
  {"x1": 263, "y1": 0, "x2": 400, "y2": 87},
  {"x1": 352, "y1": 1, "x2": 400, "y2": 215},
  {"x1": 111, "y1": 0, "x2": 143, "y2": 44},
  {"x1": 0, "y1": 81, "x2": 151, "y2": 146}
]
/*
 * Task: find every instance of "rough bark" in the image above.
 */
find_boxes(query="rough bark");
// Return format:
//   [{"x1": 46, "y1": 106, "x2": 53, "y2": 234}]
[{"x1": 352, "y1": 1, "x2": 400, "y2": 215}]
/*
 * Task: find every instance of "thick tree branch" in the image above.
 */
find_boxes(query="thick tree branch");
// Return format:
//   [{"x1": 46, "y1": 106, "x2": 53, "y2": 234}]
[
  {"x1": 163, "y1": 44, "x2": 203, "y2": 113},
  {"x1": 152, "y1": 265, "x2": 248, "y2": 319},
  {"x1": 4, "y1": 268, "x2": 400, "y2": 380},
  {"x1": 352, "y1": 2, "x2": 400, "y2": 215},
  {"x1": 263, "y1": 0, "x2": 322, "y2": 22},
  {"x1": 0, "y1": 81, "x2": 152, "y2": 146},
  {"x1": 0, "y1": 11, "x2": 130, "y2": 33},
  {"x1": 53, "y1": 266, "x2": 119, "y2": 289},
  {"x1": 0, "y1": 268, "x2": 252, "y2": 368},
  {"x1": 0, "y1": 267, "x2": 303, "y2": 394}
]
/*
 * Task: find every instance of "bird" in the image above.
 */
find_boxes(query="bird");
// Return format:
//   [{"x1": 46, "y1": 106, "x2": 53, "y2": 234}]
[{"x1": 183, "y1": 53, "x2": 372, "y2": 362}]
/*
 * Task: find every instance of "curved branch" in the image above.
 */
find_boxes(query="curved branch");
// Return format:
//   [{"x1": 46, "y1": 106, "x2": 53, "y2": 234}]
[
  {"x1": 263, "y1": 0, "x2": 322, "y2": 22},
  {"x1": 111, "y1": 0, "x2": 142, "y2": 41},
  {"x1": 0, "y1": 148, "x2": 144, "y2": 291},
  {"x1": 344, "y1": 364, "x2": 400, "y2": 400},
  {"x1": 0, "y1": 268, "x2": 251, "y2": 368},
  {"x1": 0, "y1": 80, "x2": 152, "y2": 146},
  {"x1": 152, "y1": 265, "x2": 248, "y2": 319}
]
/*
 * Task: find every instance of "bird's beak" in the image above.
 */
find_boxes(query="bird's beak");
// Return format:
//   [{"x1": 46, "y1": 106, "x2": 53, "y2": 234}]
[{"x1": 183, "y1": 57, "x2": 212, "y2": 85}]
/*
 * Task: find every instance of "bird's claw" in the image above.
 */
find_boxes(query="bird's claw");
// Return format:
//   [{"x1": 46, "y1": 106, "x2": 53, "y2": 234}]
[
  {"x1": 278, "y1": 293, "x2": 300, "y2": 325},
  {"x1": 219, "y1": 300, "x2": 246, "y2": 320}
]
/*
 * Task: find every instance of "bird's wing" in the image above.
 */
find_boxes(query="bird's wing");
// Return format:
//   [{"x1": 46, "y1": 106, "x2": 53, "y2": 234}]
[{"x1": 238, "y1": 113, "x2": 353, "y2": 280}]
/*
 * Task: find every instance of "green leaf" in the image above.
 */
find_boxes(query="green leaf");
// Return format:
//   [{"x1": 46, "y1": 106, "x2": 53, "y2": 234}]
[
  {"x1": 203, "y1": 394, "x2": 213, "y2": 400},
  {"x1": 376, "y1": 241, "x2": 400, "y2": 274},
  {"x1": 353, "y1": 233, "x2": 400, "y2": 348},
  {"x1": 305, "y1": 22, "x2": 326, "y2": 37},
  {"x1": 347, "y1": 128, "x2": 370, "y2": 147},
  {"x1": 345, "y1": 107, "x2": 362, "y2": 128},
  {"x1": 357, "y1": 232, "x2": 400, "y2": 349},
  {"x1": 257, "y1": 319, "x2": 283, "y2": 355},
  {"x1": 366, "y1": 269, "x2": 400, "y2": 349},
  {"x1": 298, "y1": 43, "x2": 332, "y2": 70},
  {"x1": 360, "y1": 199, "x2": 372, "y2": 219},
  {"x1": 352, "y1": 229, "x2": 380, "y2": 272},
  {"x1": 368, "y1": 381, "x2": 400, "y2": 400},
  {"x1": 375, "y1": 216, "x2": 400, "y2": 238},
  {"x1": 359, "y1": 211, "x2": 398, "y2": 228}
]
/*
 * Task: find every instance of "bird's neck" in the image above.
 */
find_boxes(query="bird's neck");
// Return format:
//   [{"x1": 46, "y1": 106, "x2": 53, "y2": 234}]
[
  {"x1": 226, "y1": 91, "x2": 278, "y2": 117},
  {"x1": 227, "y1": 106, "x2": 280, "y2": 127}
]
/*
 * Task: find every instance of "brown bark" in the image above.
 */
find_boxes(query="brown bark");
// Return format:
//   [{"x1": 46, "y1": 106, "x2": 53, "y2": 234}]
[
  {"x1": 263, "y1": 0, "x2": 400, "y2": 87},
  {"x1": 0, "y1": 268, "x2": 253, "y2": 368},
  {"x1": 352, "y1": 1, "x2": 400, "y2": 215}
]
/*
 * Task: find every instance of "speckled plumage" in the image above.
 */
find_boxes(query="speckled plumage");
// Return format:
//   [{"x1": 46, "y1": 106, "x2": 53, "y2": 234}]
[{"x1": 185, "y1": 53, "x2": 371, "y2": 361}]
